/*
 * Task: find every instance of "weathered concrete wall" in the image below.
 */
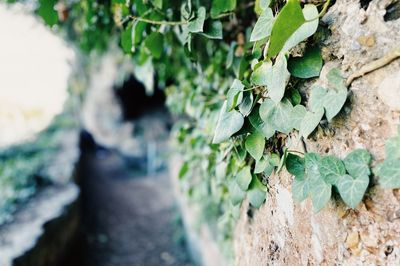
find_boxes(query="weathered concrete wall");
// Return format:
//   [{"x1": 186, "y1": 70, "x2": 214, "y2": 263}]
[{"x1": 234, "y1": 0, "x2": 400, "y2": 265}]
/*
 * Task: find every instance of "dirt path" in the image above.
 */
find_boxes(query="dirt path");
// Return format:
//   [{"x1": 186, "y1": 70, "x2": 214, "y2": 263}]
[{"x1": 78, "y1": 150, "x2": 192, "y2": 266}]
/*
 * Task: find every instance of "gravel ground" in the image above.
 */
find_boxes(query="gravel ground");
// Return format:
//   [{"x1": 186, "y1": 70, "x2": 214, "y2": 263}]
[{"x1": 78, "y1": 149, "x2": 192, "y2": 266}]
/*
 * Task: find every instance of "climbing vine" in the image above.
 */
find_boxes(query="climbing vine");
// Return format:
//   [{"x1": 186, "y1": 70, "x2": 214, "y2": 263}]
[{"x1": 14, "y1": 0, "x2": 400, "y2": 258}]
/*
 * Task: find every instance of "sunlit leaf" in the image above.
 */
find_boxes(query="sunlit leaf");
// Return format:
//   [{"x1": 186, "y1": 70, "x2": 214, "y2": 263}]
[
  {"x1": 188, "y1": 7, "x2": 206, "y2": 33},
  {"x1": 299, "y1": 108, "x2": 324, "y2": 138},
  {"x1": 267, "y1": 0, "x2": 305, "y2": 58},
  {"x1": 245, "y1": 131, "x2": 265, "y2": 160},
  {"x1": 212, "y1": 101, "x2": 244, "y2": 143},
  {"x1": 250, "y1": 8, "x2": 274, "y2": 42},
  {"x1": 319, "y1": 155, "x2": 346, "y2": 185}
]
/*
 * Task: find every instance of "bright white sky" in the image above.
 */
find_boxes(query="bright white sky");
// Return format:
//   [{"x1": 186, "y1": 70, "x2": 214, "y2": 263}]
[{"x1": 0, "y1": 3, "x2": 74, "y2": 148}]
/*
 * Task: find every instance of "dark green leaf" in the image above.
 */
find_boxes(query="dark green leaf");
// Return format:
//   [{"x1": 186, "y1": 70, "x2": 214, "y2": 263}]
[
  {"x1": 211, "y1": 0, "x2": 236, "y2": 18},
  {"x1": 286, "y1": 153, "x2": 305, "y2": 179},
  {"x1": 145, "y1": 32, "x2": 164, "y2": 59},
  {"x1": 38, "y1": 0, "x2": 58, "y2": 26},
  {"x1": 288, "y1": 46, "x2": 322, "y2": 78}
]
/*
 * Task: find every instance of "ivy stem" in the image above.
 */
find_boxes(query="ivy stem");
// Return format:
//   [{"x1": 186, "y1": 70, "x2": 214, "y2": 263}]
[
  {"x1": 319, "y1": 0, "x2": 331, "y2": 18},
  {"x1": 287, "y1": 150, "x2": 304, "y2": 156},
  {"x1": 128, "y1": 15, "x2": 189, "y2": 26}
]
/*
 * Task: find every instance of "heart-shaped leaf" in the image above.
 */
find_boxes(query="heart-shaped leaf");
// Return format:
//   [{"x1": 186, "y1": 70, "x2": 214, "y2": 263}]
[
  {"x1": 236, "y1": 166, "x2": 252, "y2": 191},
  {"x1": 267, "y1": 0, "x2": 305, "y2": 58},
  {"x1": 245, "y1": 131, "x2": 265, "y2": 161},
  {"x1": 376, "y1": 159, "x2": 400, "y2": 189},
  {"x1": 213, "y1": 101, "x2": 244, "y2": 143},
  {"x1": 319, "y1": 155, "x2": 346, "y2": 185},
  {"x1": 250, "y1": 8, "x2": 274, "y2": 42},
  {"x1": 288, "y1": 46, "x2": 322, "y2": 78},
  {"x1": 344, "y1": 149, "x2": 371, "y2": 178},
  {"x1": 337, "y1": 174, "x2": 369, "y2": 209},
  {"x1": 310, "y1": 178, "x2": 332, "y2": 212},
  {"x1": 299, "y1": 108, "x2": 324, "y2": 138}
]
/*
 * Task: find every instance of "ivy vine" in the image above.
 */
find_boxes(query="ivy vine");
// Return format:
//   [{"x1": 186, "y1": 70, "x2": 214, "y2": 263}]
[{"x1": 15, "y1": 0, "x2": 400, "y2": 257}]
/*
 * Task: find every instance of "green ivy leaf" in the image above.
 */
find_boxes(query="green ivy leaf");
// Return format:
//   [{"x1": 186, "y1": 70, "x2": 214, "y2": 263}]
[
  {"x1": 286, "y1": 153, "x2": 305, "y2": 179},
  {"x1": 337, "y1": 174, "x2": 369, "y2": 209},
  {"x1": 229, "y1": 181, "x2": 246, "y2": 205},
  {"x1": 212, "y1": 101, "x2": 244, "y2": 144},
  {"x1": 305, "y1": 152, "x2": 321, "y2": 181},
  {"x1": 384, "y1": 133, "x2": 400, "y2": 159},
  {"x1": 250, "y1": 8, "x2": 274, "y2": 42},
  {"x1": 179, "y1": 161, "x2": 189, "y2": 179},
  {"x1": 319, "y1": 155, "x2": 346, "y2": 185},
  {"x1": 226, "y1": 79, "x2": 244, "y2": 111},
  {"x1": 121, "y1": 24, "x2": 133, "y2": 54},
  {"x1": 292, "y1": 152, "x2": 321, "y2": 203},
  {"x1": 200, "y1": 20, "x2": 223, "y2": 39},
  {"x1": 310, "y1": 178, "x2": 332, "y2": 212},
  {"x1": 145, "y1": 32, "x2": 164, "y2": 59},
  {"x1": 299, "y1": 108, "x2": 324, "y2": 139},
  {"x1": 250, "y1": 61, "x2": 272, "y2": 86},
  {"x1": 38, "y1": 0, "x2": 58, "y2": 26},
  {"x1": 267, "y1": 0, "x2": 305, "y2": 58},
  {"x1": 260, "y1": 98, "x2": 294, "y2": 134},
  {"x1": 265, "y1": 54, "x2": 290, "y2": 103},
  {"x1": 344, "y1": 149, "x2": 372, "y2": 179},
  {"x1": 151, "y1": 0, "x2": 163, "y2": 9},
  {"x1": 291, "y1": 105, "x2": 307, "y2": 131},
  {"x1": 211, "y1": 0, "x2": 236, "y2": 18},
  {"x1": 236, "y1": 166, "x2": 252, "y2": 191},
  {"x1": 188, "y1": 7, "x2": 206, "y2": 33},
  {"x1": 245, "y1": 131, "x2": 265, "y2": 161},
  {"x1": 288, "y1": 46, "x2": 322, "y2": 78},
  {"x1": 249, "y1": 105, "x2": 275, "y2": 139},
  {"x1": 239, "y1": 93, "x2": 254, "y2": 116},
  {"x1": 292, "y1": 178, "x2": 309, "y2": 202},
  {"x1": 309, "y1": 85, "x2": 327, "y2": 113},
  {"x1": 247, "y1": 175, "x2": 267, "y2": 208},
  {"x1": 281, "y1": 4, "x2": 319, "y2": 54},
  {"x1": 254, "y1": 155, "x2": 269, "y2": 174},
  {"x1": 255, "y1": 0, "x2": 271, "y2": 15},
  {"x1": 376, "y1": 159, "x2": 400, "y2": 189}
]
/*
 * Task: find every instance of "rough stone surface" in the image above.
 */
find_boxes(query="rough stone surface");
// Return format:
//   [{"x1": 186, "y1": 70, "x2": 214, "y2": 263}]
[{"x1": 233, "y1": 0, "x2": 400, "y2": 265}]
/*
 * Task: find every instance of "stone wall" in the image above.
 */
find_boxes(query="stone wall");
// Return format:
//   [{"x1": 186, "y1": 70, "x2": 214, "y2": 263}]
[{"x1": 233, "y1": 0, "x2": 400, "y2": 265}]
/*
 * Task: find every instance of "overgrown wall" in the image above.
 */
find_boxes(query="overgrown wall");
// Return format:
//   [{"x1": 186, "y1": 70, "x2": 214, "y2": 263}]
[{"x1": 234, "y1": 1, "x2": 400, "y2": 264}]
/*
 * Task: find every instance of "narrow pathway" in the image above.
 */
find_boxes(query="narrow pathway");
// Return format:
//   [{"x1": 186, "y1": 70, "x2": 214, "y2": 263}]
[{"x1": 79, "y1": 150, "x2": 192, "y2": 266}]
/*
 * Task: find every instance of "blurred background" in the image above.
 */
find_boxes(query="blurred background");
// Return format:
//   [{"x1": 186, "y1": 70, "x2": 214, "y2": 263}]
[{"x1": 0, "y1": 1, "x2": 192, "y2": 266}]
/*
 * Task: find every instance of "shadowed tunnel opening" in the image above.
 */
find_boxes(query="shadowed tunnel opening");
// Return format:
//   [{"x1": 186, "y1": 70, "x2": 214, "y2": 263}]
[{"x1": 114, "y1": 75, "x2": 166, "y2": 121}]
